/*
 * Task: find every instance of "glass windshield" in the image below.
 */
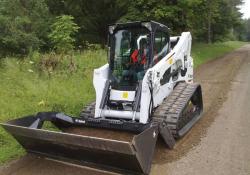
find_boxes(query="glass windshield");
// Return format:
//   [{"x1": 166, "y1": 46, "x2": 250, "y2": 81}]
[{"x1": 111, "y1": 27, "x2": 150, "y2": 87}]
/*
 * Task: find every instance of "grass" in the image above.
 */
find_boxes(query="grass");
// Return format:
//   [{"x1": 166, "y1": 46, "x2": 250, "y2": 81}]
[
  {"x1": 0, "y1": 41, "x2": 247, "y2": 164},
  {"x1": 0, "y1": 50, "x2": 107, "y2": 163},
  {"x1": 192, "y1": 41, "x2": 246, "y2": 67}
]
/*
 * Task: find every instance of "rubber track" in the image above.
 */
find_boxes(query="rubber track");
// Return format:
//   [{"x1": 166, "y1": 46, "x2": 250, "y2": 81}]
[
  {"x1": 81, "y1": 83, "x2": 201, "y2": 138},
  {"x1": 153, "y1": 82, "x2": 200, "y2": 138},
  {"x1": 80, "y1": 102, "x2": 95, "y2": 118}
]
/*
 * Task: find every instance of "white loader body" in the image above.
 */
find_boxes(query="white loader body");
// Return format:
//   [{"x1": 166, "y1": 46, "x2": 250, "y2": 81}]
[{"x1": 93, "y1": 32, "x2": 193, "y2": 124}]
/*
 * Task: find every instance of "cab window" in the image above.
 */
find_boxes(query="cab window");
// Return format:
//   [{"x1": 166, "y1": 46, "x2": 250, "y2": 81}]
[{"x1": 153, "y1": 31, "x2": 169, "y2": 64}]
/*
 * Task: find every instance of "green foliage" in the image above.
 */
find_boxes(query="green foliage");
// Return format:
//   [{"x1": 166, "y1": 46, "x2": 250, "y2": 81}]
[
  {"x1": 49, "y1": 15, "x2": 79, "y2": 53},
  {"x1": 246, "y1": 19, "x2": 250, "y2": 41},
  {"x1": 192, "y1": 41, "x2": 246, "y2": 67},
  {"x1": 239, "y1": 19, "x2": 250, "y2": 41},
  {"x1": 121, "y1": 0, "x2": 244, "y2": 43},
  {"x1": 63, "y1": 0, "x2": 128, "y2": 46},
  {"x1": 44, "y1": 0, "x2": 128, "y2": 46},
  {"x1": 0, "y1": 0, "x2": 247, "y2": 55},
  {"x1": 0, "y1": 0, "x2": 51, "y2": 56},
  {"x1": 0, "y1": 42, "x2": 246, "y2": 164},
  {"x1": 0, "y1": 50, "x2": 107, "y2": 163},
  {"x1": 0, "y1": 0, "x2": 247, "y2": 164}
]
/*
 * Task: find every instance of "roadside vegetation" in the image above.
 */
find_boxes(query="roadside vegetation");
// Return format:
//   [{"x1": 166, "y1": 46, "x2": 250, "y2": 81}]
[
  {"x1": 192, "y1": 41, "x2": 246, "y2": 67},
  {"x1": 0, "y1": 41, "x2": 247, "y2": 164},
  {"x1": 0, "y1": 0, "x2": 248, "y2": 167}
]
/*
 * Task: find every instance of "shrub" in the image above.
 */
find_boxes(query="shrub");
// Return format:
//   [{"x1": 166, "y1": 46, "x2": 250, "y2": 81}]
[{"x1": 49, "y1": 15, "x2": 80, "y2": 54}]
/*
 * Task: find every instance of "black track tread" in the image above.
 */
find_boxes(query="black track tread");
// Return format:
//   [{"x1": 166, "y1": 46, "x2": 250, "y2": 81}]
[
  {"x1": 80, "y1": 102, "x2": 95, "y2": 118},
  {"x1": 80, "y1": 83, "x2": 202, "y2": 138},
  {"x1": 153, "y1": 82, "x2": 201, "y2": 138}
]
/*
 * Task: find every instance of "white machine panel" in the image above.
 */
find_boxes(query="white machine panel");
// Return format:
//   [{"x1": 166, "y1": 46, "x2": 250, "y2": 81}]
[{"x1": 110, "y1": 89, "x2": 135, "y2": 102}]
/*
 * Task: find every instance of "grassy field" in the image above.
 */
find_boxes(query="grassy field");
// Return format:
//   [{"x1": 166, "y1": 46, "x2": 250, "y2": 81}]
[{"x1": 0, "y1": 41, "x2": 246, "y2": 164}]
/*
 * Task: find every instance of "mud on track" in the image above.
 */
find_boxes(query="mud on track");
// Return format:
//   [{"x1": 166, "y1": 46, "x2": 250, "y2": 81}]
[{"x1": 1, "y1": 45, "x2": 250, "y2": 175}]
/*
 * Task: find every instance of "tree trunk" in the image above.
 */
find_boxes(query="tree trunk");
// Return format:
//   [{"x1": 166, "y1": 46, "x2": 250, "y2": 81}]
[
  {"x1": 207, "y1": 15, "x2": 212, "y2": 43},
  {"x1": 207, "y1": 1, "x2": 212, "y2": 44}
]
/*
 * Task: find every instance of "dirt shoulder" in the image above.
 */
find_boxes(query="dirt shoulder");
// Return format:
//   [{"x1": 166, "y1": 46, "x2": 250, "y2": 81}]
[{"x1": 1, "y1": 45, "x2": 250, "y2": 175}]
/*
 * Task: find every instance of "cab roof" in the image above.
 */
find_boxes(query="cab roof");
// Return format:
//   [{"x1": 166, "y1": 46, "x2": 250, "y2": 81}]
[{"x1": 109, "y1": 21, "x2": 169, "y2": 33}]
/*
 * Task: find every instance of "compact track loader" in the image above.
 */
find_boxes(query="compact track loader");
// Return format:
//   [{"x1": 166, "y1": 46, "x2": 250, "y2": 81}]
[{"x1": 1, "y1": 21, "x2": 203, "y2": 175}]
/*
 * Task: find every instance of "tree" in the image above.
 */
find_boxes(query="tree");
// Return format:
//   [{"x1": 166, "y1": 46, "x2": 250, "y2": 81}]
[
  {"x1": 46, "y1": 0, "x2": 128, "y2": 46},
  {"x1": 239, "y1": 19, "x2": 250, "y2": 41},
  {"x1": 45, "y1": 0, "x2": 244, "y2": 45},
  {"x1": 0, "y1": 0, "x2": 245, "y2": 56},
  {"x1": 120, "y1": 0, "x2": 189, "y2": 35},
  {"x1": 184, "y1": 0, "x2": 243, "y2": 43},
  {"x1": 49, "y1": 15, "x2": 79, "y2": 53},
  {"x1": 0, "y1": 0, "x2": 51, "y2": 56}
]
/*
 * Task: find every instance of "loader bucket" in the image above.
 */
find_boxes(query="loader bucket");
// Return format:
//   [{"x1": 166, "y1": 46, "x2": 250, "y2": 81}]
[{"x1": 1, "y1": 115, "x2": 159, "y2": 174}]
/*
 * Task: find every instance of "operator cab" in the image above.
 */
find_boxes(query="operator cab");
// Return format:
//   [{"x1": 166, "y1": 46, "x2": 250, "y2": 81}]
[
  {"x1": 108, "y1": 21, "x2": 170, "y2": 90},
  {"x1": 106, "y1": 21, "x2": 170, "y2": 113}
]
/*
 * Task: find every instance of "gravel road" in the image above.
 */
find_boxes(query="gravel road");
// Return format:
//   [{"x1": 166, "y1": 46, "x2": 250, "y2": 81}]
[{"x1": 1, "y1": 45, "x2": 250, "y2": 175}]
